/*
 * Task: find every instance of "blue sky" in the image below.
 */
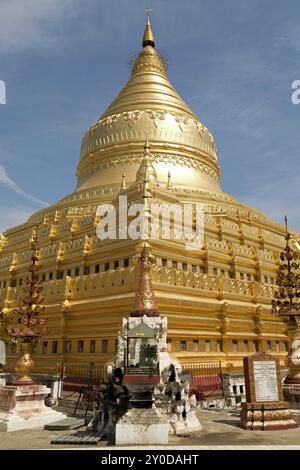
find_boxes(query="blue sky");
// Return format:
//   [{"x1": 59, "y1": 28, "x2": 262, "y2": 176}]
[{"x1": 0, "y1": 0, "x2": 299, "y2": 232}]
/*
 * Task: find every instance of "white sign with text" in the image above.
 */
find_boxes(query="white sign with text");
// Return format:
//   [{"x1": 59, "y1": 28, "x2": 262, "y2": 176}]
[{"x1": 253, "y1": 360, "x2": 279, "y2": 402}]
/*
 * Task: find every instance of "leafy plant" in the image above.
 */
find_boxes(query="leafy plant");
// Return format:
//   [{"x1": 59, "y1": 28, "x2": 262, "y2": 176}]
[{"x1": 140, "y1": 343, "x2": 158, "y2": 365}]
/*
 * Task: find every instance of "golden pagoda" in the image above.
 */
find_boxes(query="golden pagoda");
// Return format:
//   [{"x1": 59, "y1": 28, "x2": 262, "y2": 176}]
[{"x1": 0, "y1": 17, "x2": 294, "y2": 375}]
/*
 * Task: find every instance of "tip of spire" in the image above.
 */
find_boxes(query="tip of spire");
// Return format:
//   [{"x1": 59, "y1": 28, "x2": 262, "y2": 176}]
[{"x1": 143, "y1": 8, "x2": 155, "y2": 48}]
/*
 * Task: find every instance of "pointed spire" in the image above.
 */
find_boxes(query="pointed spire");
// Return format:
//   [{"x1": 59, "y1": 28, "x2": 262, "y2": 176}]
[
  {"x1": 4, "y1": 225, "x2": 47, "y2": 341},
  {"x1": 284, "y1": 215, "x2": 289, "y2": 235},
  {"x1": 130, "y1": 244, "x2": 159, "y2": 317},
  {"x1": 284, "y1": 215, "x2": 291, "y2": 248},
  {"x1": 143, "y1": 8, "x2": 155, "y2": 48},
  {"x1": 166, "y1": 170, "x2": 173, "y2": 190},
  {"x1": 136, "y1": 139, "x2": 157, "y2": 184},
  {"x1": 121, "y1": 169, "x2": 127, "y2": 190}
]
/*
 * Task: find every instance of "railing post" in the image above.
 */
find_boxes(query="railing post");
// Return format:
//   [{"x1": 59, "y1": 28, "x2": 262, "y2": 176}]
[{"x1": 219, "y1": 360, "x2": 224, "y2": 398}]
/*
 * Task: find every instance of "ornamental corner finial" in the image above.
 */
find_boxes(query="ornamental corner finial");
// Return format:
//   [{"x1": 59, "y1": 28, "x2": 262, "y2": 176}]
[
  {"x1": 130, "y1": 242, "x2": 159, "y2": 318},
  {"x1": 284, "y1": 215, "x2": 288, "y2": 233},
  {"x1": 166, "y1": 169, "x2": 173, "y2": 190}
]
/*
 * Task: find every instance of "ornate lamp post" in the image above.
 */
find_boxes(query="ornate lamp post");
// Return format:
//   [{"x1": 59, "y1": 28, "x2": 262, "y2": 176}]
[
  {"x1": 272, "y1": 217, "x2": 300, "y2": 384},
  {"x1": 3, "y1": 227, "x2": 47, "y2": 384}
]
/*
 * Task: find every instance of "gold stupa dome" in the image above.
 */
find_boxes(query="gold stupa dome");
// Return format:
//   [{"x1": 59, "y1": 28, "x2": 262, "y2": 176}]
[{"x1": 77, "y1": 17, "x2": 221, "y2": 193}]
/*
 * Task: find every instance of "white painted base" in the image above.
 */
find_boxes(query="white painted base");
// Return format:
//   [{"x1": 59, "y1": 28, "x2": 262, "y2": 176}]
[
  {"x1": 0, "y1": 384, "x2": 67, "y2": 432},
  {"x1": 0, "y1": 408, "x2": 67, "y2": 432},
  {"x1": 185, "y1": 411, "x2": 202, "y2": 433},
  {"x1": 116, "y1": 408, "x2": 169, "y2": 445}
]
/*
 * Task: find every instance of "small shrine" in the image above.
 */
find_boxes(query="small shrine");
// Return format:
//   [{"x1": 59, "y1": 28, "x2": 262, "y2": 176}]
[
  {"x1": 115, "y1": 244, "x2": 169, "y2": 386},
  {"x1": 112, "y1": 244, "x2": 201, "y2": 444},
  {"x1": 126, "y1": 322, "x2": 158, "y2": 370}
]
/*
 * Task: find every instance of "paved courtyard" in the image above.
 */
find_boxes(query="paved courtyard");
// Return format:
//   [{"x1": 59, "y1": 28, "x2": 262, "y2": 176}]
[{"x1": 1, "y1": 408, "x2": 300, "y2": 449}]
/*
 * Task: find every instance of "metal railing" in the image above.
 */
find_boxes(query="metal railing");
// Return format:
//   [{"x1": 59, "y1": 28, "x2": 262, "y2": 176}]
[
  {"x1": 182, "y1": 361, "x2": 223, "y2": 399},
  {"x1": 61, "y1": 360, "x2": 223, "y2": 400},
  {"x1": 62, "y1": 362, "x2": 106, "y2": 391}
]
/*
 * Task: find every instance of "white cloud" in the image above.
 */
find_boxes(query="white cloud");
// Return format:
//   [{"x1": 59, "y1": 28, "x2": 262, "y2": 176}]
[
  {"x1": 0, "y1": 0, "x2": 80, "y2": 52},
  {"x1": 239, "y1": 165, "x2": 300, "y2": 232},
  {"x1": 0, "y1": 164, "x2": 48, "y2": 206},
  {"x1": 0, "y1": 205, "x2": 33, "y2": 232}
]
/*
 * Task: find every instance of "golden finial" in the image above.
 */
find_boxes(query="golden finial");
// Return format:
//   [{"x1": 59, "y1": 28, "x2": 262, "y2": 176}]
[
  {"x1": 284, "y1": 215, "x2": 288, "y2": 235},
  {"x1": 284, "y1": 215, "x2": 291, "y2": 245},
  {"x1": 121, "y1": 169, "x2": 127, "y2": 190},
  {"x1": 143, "y1": 7, "x2": 155, "y2": 48},
  {"x1": 166, "y1": 170, "x2": 173, "y2": 190},
  {"x1": 130, "y1": 244, "x2": 159, "y2": 317},
  {"x1": 135, "y1": 139, "x2": 157, "y2": 184}
]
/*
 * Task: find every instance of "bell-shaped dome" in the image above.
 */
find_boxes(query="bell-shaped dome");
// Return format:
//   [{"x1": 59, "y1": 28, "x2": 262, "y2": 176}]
[{"x1": 77, "y1": 18, "x2": 221, "y2": 193}]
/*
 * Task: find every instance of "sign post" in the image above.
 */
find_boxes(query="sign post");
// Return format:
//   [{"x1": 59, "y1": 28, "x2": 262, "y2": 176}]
[{"x1": 241, "y1": 351, "x2": 297, "y2": 430}]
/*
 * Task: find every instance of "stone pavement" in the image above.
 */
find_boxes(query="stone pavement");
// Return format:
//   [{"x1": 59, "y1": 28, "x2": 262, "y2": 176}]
[{"x1": 1, "y1": 408, "x2": 300, "y2": 449}]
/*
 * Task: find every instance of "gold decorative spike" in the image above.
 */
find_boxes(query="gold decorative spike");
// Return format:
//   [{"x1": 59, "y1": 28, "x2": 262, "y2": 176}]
[
  {"x1": 43, "y1": 215, "x2": 49, "y2": 226},
  {"x1": 49, "y1": 224, "x2": 57, "y2": 242},
  {"x1": 131, "y1": 245, "x2": 159, "y2": 317},
  {"x1": 83, "y1": 235, "x2": 91, "y2": 258},
  {"x1": 121, "y1": 169, "x2": 127, "y2": 190},
  {"x1": 143, "y1": 8, "x2": 155, "y2": 48},
  {"x1": 0, "y1": 233, "x2": 7, "y2": 252},
  {"x1": 166, "y1": 170, "x2": 173, "y2": 190},
  {"x1": 70, "y1": 218, "x2": 79, "y2": 237},
  {"x1": 54, "y1": 210, "x2": 60, "y2": 224},
  {"x1": 9, "y1": 252, "x2": 18, "y2": 273},
  {"x1": 56, "y1": 241, "x2": 65, "y2": 264},
  {"x1": 3, "y1": 226, "x2": 47, "y2": 384},
  {"x1": 136, "y1": 140, "x2": 157, "y2": 184},
  {"x1": 285, "y1": 215, "x2": 288, "y2": 234},
  {"x1": 272, "y1": 217, "x2": 300, "y2": 317}
]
